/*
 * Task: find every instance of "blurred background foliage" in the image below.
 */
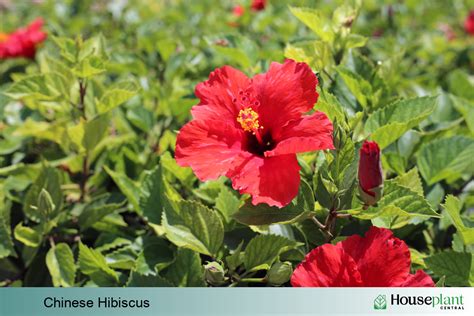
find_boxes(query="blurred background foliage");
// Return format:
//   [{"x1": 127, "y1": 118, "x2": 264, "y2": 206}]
[{"x1": 0, "y1": 0, "x2": 473, "y2": 287}]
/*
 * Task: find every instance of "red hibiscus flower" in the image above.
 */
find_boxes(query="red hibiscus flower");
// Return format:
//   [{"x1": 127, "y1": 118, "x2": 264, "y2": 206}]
[
  {"x1": 291, "y1": 226, "x2": 434, "y2": 287},
  {"x1": 251, "y1": 0, "x2": 266, "y2": 11},
  {"x1": 465, "y1": 10, "x2": 474, "y2": 35},
  {"x1": 233, "y1": 5, "x2": 245, "y2": 17},
  {"x1": 176, "y1": 60, "x2": 334, "y2": 207},
  {"x1": 0, "y1": 18, "x2": 47, "y2": 59},
  {"x1": 358, "y1": 140, "x2": 383, "y2": 205}
]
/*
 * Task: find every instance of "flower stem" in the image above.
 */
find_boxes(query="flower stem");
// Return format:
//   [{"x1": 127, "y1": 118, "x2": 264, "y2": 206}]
[{"x1": 240, "y1": 277, "x2": 267, "y2": 283}]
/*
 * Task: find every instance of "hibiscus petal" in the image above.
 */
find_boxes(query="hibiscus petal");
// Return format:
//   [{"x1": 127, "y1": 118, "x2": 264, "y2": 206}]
[
  {"x1": 226, "y1": 153, "x2": 300, "y2": 207},
  {"x1": 291, "y1": 244, "x2": 363, "y2": 287},
  {"x1": 192, "y1": 66, "x2": 251, "y2": 124},
  {"x1": 265, "y1": 111, "x2": 334, "y2": 157},
  {"x1": 339, "y1": 226, "x2": 412, "y2": 286},
  {"x1": 175, "y1": 119, "x2": 244, "y2": 181},
  {"x1": 252, "y1": 59, "x2": 319, "y2": 132},
  {"x1": 399, "y1": 270, "x2": 435, "y2": 287}
]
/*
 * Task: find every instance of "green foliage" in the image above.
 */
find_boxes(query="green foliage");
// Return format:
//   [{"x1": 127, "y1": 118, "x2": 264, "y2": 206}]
[
  {"x1": 417, "y1": 136, "x2": 474, "y2": 185},
  {"x1": 425, "y1": 252, "x2": 474, "y2": 287},
  {"x1": 244, "y1": 235, "x2": 302, "y2": 272},
  {"x1": 46, "y1": 243, "x2": 76, "y2": 287},
  {"x1": 164, "y1": 249, "x2": 206, "y2": 287},
  {"x1": 162, "y1": 200, "x2": 224, "y2": 257},
  {"x1": 78, "y1": 243, "x2": 118, "y2": 286},
  {"x1": 0, "y1": 0, "x2": 473, "y2": 288},
  {"x1": 443, "y1": 196, "x2": 474, "y2": 246},
  {"x1": 365, "y1": 97, "x2": 437, "y2": 149}
]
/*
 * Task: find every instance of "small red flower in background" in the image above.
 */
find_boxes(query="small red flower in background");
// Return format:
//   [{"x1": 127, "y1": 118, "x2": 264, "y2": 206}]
[
  {"x1": 233, "y1": 5, "x2": 245, "y2": 17},
  {"x1": 176, "y1": 60, "x2": 334, "y2": 207},
  {"x1": 0, "y1": 18, "x2": 47, "y2": 59},
  {"x1": 358, "y1": 140, "x2": 383, "y2": 205},
  {"x1": 251, "y1": 0, "x2": 266, "y2": 11},
  {"x1": 465, "y1": 10, "x2": 474, "y2": 35},
  {"x1": 291, "y1": 226, "x2": 434, "y2": 287}
]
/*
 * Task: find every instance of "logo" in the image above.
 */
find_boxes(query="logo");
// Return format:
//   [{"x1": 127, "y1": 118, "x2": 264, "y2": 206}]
[{"x1": 374, "y1": 294, "x2": 387, "y2": 310}]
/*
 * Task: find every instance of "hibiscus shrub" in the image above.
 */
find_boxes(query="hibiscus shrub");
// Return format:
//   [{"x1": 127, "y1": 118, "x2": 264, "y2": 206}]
[{"x1": 0, "y1": 0, "x2": 473, "y2": 287}]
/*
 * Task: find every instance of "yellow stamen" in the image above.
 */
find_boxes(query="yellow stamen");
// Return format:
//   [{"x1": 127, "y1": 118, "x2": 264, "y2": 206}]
[{"x1": 237, "y1": 107, "x2": 262, "y2": 133}]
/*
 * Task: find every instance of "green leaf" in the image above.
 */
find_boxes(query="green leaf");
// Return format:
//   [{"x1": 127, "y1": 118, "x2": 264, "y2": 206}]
[
  {"x1": 83, "y1": 113, "x2": 110, "y2": 152},
  {"x1": 336, "y1": 67, "x2": 373, "y2": 109},
  {"x1": 448, "y1": 70, "x2": 474, "y2": 101},
  {"x1": 78, "y1": 34, "x2": 108, "y2": 61},
  {"x1": 24, "y1": 166, "x2": 63, "y2": 222},
  {"x1": 127, "y1": 271, "x2": 173, "y2": 287},
  {"x1": 104, "y1": 166, "x2": 141, "y2": 213},
  {"x1": 436, "y1": 276, "x2": 446, "y2": 287},
  {"x1": 78, "y1": 243, "x2": 118, "y2": 286},
  {"x1": 317, "y1": 92, "x2": 348, "y2": 129},
  {"x1": 443, "y1": 195, "x2": 474, "y2": 246},
  {"x1": 161, "y1": 152, "x2": 195, "y2": 187},
  {"x1": 105, "y1": 246, "x2": 137, "y2": 270},
  {"x1": 165, "y1": 248, "x2": 205, "y2": 287},
  {"x1": 449, "y1": 94, "x2": 474, "y2": 134},
  {"x1": 214, "y1": 46, "x2": 252, "y2": 69},
  {"x1": 4, "y1": 72, "x2": 71, "y2": 102},
  {"x1": 350, "y1": 180, "x2": 439, "y2": 229},
  {"x1": 244, "y1": 235, "x2": 302, "y2": 272},
  {"x1": 51, "y1": 36, "x2": 77, "y2": 63},
  {"x1": 425, "y1": 252, "x2": 473, "y2": 287},
  {"x1": 73, "y1": 56, "x2": 106, "y2": 78},
  {"x1": 0, "y1": 196, "x2": 15, "y2": 258},
  {"x1": 417, "y1": 136, "x2": 474, "y2": 185},
  {"x1": 78, "y1": 200, "x2": 124, "y2": 230},
  {"x1": 14, "y1": 223, "x2": 42, "y2": 247},
  {"x1": 345, "y1": 34, "x2": 368, "y2": 49},
  {"x1": 226, "y1": 241, "x2": 244, "y2": 272},
  {"x1": 46, "y1": 243, "x2": 76, "y2": 287},
  {"x1": 162, "y1": 200, "x2": 224, "y2": 257},
  {"x1": 289, "y1": 7, "x2": 334, "y2": 42},
  {"x1": 96, "y1": 81, "x2": 138, "y2": 114},
  {"x1": 139, "y1": 165, "x2": 166, "y2": 225},
  {"x1": 365, "y1": 96, "x2": 437, "y2": 149},
  {"x1": 72, "y1": 35, "x2": 109, "y2": 78},
  {"x1": 233, "y1": 179, "x2": 314, "y2": 226},
  {"x1": 396, "y1": 168, "x2": 423, "y2": 196},
  {"x1": 134, "y1": 238, "x2": 174, "y2": 275},
  {"x1": 215, "y1": 186, "x2": 240, "y2": 224}
]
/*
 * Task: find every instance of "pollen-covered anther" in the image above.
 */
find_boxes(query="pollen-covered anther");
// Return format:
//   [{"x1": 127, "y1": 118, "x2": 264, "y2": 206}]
[{"x1": 237, "y1": 107, "x2": 263, "y2": 133}]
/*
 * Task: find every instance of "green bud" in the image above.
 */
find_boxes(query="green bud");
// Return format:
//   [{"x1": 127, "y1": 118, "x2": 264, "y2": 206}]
[
  {"x1": 37, "y1": 189, "x2": 55, "y2": 219},
  {"x1": 204, "y1": 262, "x2": 227, "y2": 286},
  {"x1": 267, "y1": 261, "x2": 293, "y2": 286}
]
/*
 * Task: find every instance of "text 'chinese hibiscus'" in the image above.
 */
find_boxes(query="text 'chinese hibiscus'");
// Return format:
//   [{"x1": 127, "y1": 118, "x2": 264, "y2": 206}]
[
  {"x1": 176, "y1": 59, "x2": 334, "y2": 207},
  {"x1": 291, "y1": 226, "x2": 434, "y2": 287}
]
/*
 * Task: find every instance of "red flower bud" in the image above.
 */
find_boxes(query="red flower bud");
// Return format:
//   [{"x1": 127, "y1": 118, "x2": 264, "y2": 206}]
[
  {"x1": 465, "y1": 10, "x2": 474, "y2": 35},
  {"x1": 358, "y1": 140, "x2": 383, "y2": 205},
  {"x1": 251, "y1": 0, "x2": 266, "y2": 11}
]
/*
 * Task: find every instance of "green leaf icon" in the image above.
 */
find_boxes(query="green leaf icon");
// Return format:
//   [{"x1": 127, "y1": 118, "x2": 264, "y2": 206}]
[{"x1": 374, "y1": 295, "x2": 387, "y2": 310}]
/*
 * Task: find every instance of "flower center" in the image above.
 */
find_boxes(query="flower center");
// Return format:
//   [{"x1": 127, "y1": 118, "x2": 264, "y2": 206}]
[{"x1": 237, "y1": 107, "x2": 262, "y2": 134}]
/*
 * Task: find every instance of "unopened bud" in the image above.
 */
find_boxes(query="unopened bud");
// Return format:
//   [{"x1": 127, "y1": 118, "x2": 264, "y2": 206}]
[
  {"x1": 358, "y1": 140, "x2": 383, "y2": 206},
  {"x1": 37, "y1": 188, "x2": 55, "y2": 219},
  {"x1": 267, "y1": 262, "x2": 292, "y2": 286},
  {"x1": 204, "y1": 262, "x2": 226, "y2": 286}
]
